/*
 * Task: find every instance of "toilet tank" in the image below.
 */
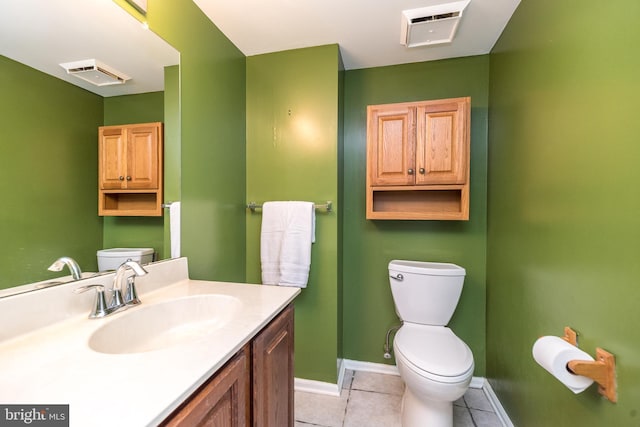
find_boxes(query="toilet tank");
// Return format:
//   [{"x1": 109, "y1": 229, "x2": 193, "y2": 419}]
[
  {"x1": 388, "y1": 260, "x2": 466, "y2": 326},
  {"x1": 97, "y1": 248, "x2": 154, "y2": 272}
]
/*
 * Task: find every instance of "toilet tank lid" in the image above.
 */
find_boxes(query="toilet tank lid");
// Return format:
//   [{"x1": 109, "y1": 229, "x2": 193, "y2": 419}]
[
  {"x1": 389, "y1": 260, "x2": 465, "y2": 276},
  {"x1": 97, "y1": 248, "x2": 154, "y2": 257}
]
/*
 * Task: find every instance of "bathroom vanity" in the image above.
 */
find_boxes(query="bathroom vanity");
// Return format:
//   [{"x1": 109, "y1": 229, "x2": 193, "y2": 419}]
[
  {"x1": 161, "y1": 304, "x2": 294, "y2": 426},
  {"x1": 0, "y1": 258, "x2": 299, "y2": 426}
]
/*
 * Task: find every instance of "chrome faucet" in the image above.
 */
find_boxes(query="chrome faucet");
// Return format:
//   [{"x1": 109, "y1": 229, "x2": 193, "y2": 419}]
[
  {"x1": 48, "y1": 256, "x2": 82, "y2": 280},
  {"x1": 108, "y1": 260, "x2": 148, "y2": 311},
  {"x1": 74, "y1": 284, "x2": 110, "y2": 318}
]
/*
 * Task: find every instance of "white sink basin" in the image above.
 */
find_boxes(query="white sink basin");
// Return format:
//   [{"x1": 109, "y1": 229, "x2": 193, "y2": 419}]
[{"x1": 89, "y1": 294, "x2": 242, "y2": 354}]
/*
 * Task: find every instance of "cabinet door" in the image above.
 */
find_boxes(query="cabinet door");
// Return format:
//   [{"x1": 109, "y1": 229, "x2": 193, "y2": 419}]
[
  {"x1": 161, "y1": 346, "x2": 250, "y2": 427},
  {"x1": 126, "y1": 125, "x2": 159, "y2": 189},
  {"x1": 415, "y1": 99, "x2": 468, "y2": 185},
  {"x1": 252, "y1": 304, "x2": 294, "y2": 427},
  {"x1": 367, "y1": 105, "x2": 416, "y2": 186},
  {"x1": 99, "y1": 127, "x2": 126, "y2": 190}
]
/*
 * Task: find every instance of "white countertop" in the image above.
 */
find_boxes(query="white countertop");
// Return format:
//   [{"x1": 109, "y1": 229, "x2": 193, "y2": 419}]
[{"x1": 0, "y1": 258, "x2": 300, "y2": 426}]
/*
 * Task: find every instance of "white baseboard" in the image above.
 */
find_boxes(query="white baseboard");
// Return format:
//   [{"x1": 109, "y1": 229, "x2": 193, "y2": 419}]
[
  {"x1": 469, "y1": 376, "x2": 485, "y2": 389},
  {"x1": 482, "y1": 379, "x2": 514, "y2": 427},
  {"x1": 342, "y1": 358, "x2": 400, "y2": 375},
  {"x1": 336, "y1": 358, "x2": 346, "y2": 390},
  {"x1": 295, "y1": 359, "x2": 398, "y2": 397},
  {"x1": 294, "y1": 377, "x2": 341, "y2": 396}
]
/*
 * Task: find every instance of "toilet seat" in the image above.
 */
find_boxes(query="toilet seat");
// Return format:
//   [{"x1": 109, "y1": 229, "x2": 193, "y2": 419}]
[{"x1": 394, "y1": 324, "x2": 474, "y2": 383}]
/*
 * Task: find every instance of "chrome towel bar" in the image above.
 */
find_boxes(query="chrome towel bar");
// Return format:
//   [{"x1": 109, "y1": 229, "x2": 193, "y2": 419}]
[{"x1": 247, "y1": 201, "x2": 333, "y2": 213}]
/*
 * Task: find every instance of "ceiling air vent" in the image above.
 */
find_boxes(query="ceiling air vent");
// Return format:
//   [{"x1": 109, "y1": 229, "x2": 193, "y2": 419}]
[
  {"x1": 59, "y1": 59, "x2": 130, "y2": 87},
  {"x1": 401, "y1": 0, "x2": 471, "y2": 48}
]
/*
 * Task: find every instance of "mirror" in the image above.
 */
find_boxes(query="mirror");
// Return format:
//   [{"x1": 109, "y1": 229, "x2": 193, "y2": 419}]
[{"x1": 0, "y1": 0, "x2": 180, "y2": 296}]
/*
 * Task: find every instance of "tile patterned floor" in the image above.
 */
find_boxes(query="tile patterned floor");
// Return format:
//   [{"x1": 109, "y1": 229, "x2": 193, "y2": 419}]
[{"x1": 295, "y1": 370, "x2": 502, "y2": 427}]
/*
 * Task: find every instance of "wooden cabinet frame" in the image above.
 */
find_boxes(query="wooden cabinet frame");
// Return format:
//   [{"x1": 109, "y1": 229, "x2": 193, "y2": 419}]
[
  {"x1": 366, "y1": 97, "x2": 470, "y2": 220},
  {"x1": 98, "y1": 122, "x2": 163, "y2": 216}
]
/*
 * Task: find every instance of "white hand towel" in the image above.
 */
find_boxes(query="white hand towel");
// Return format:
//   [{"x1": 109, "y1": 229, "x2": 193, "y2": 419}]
[
  {"x1": 169, "y1": 201, "x2": 181, "y2": 258},
  {"x1": 260, "y1": 201, "x2": 315, "y2": 287}
]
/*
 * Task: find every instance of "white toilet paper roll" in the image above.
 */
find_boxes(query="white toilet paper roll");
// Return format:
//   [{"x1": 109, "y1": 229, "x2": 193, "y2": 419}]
[{"x1": 532, "y1": 335, "x2": 595, "y2": 394}]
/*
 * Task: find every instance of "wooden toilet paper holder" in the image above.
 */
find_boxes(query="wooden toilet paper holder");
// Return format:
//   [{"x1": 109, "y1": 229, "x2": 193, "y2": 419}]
[{"x1": 563, "y1": 327, "x2": 617, "y2": 403}]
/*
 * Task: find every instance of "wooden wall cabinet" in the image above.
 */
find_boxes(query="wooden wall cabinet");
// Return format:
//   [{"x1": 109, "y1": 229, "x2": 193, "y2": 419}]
[
  {"x1": 366, "y1": 97, "x2": 470, "y2": 220},
  {"x1": 98, "y1": 122, "x2": 163, "y2": 216},
  {"x1": 161, "y1": 304, "x2": 294, "y2": 427}
]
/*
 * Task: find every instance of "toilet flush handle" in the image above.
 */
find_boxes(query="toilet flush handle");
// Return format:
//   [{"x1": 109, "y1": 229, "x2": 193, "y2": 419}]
[{"x1": 390, "y1": 273, "x2": 404, "y2": 281}]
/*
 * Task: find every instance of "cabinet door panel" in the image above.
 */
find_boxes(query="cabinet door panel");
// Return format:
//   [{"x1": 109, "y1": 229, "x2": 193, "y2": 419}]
[
  {"x1": 99, "y1": 129, "x2": 125, "y2": 190},
  {"x1": 126, "y1": 126, "x2": 159, "y2": 189},
  {"x1": 368, "y1": 106, "x2": 415, "y2": 186},
  {"x1": 253, "y1": 305, "x2": 294, "y2": 427},
  {"x1": 161, "y1": 346, "x2": 250, "y2": 427},
  {"x1": 416, "y1": 102, "x2": 467, "y2": 185}
]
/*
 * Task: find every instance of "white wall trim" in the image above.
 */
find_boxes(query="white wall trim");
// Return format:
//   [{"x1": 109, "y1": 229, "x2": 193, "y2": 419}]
[
  {"x1": 469, "y1": 376, "x2": 485, "y2": 389},
  {"x1": 482, "y1": 379, "x2": 514, "y2": 427},
  {"x1": 342, "y1": 358, "x2": 400, "y2": 375},
  {"x1": 337, "y1": 358, "x2": 346, "y2": 390},
  {"x1": 294, "y1": 377, "x2": 341, "y2": 397},
  {"x1": 295, "y1": 359, "x2": 399, "y2": 397}
]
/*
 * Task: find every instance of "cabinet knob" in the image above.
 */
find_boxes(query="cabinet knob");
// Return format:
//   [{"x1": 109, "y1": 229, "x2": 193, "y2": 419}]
[
  {"x1": 126, "y1": 176, "x2": 132, "y2": 181},
  {"x1": 119, "y1": 176, "x2": 124, "y2": 181},
  {"x1": 408, "y1": 169, "x2": 414, "y2": 175},
  {"x1": 419, "y1": 168, "x2": 425, "y2": 174}
]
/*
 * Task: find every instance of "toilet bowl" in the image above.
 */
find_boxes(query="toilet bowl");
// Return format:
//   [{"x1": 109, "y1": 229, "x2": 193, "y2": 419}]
[
  {"x1": 395, "y1": 323, "x2": 474, "y2": 426},
  {"x1": 389, "y1": 260, "x2": 474, "y2": 427}
]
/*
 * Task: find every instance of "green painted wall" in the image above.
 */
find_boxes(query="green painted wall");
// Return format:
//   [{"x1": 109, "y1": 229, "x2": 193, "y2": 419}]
[
  {"x1": 148, "y1": 0, "x2": 246, "y2": 281},
  {"x1": 336, "y1": 56, "x2": 345, "y2": 361},
  {"x1": 246, "y1": 45, "x2": 341, "y2": 382},
  {"x1": 163, "y1": 65, "x2": 181, "y2": 259},
  {"x1": 487, "y1": 0, "x2": 640, "y2": 424},
  {"x1": 102, "y1": 91, "x2": 165, "y2": 259},
  {"x1": 0, "y1": 55, "x2": 103, "y2": 289},
  {"x1": 342, "y1": 56, "x2": 490, "y2": 375},
  {"x1": 103, "y1": 91, "x2": 164, "y2": 125}
]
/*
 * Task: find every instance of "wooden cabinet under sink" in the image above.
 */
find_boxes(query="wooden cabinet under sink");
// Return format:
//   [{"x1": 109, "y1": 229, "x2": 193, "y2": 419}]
[
  {"x1": 161, "y1": 346, "x2": 251, "y2": 426},
  {"x1": 161, "y1": 304, "x2": 294, "y2": 427},
  {"x1": 252, "y1": 303, "x2": 294, "y2": 426}
]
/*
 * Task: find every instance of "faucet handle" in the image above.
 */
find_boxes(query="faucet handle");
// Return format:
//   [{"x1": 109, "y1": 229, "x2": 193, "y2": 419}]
[
  {"x1": 74, "y1": 284, "x2": 110, "y2": 319},
  {"x1": 124, "y1": 276, "x2": 141, "y2": 305},
  {"x1": 107, "y1": 287, "x2": 126, "y2": 312}
]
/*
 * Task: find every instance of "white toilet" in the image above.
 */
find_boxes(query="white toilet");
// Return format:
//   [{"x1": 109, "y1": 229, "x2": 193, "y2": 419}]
[{"x1": 389, "y1": 260, "x2": 474, "y2": 427}]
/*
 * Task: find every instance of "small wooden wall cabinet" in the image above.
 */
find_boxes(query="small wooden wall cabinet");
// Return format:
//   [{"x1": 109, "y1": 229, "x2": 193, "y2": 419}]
[
  {"x1": 161, "y1": 304, "x2": 294, "y2": 427},
  {"x1": 366, "y1": 97, "x2": 470, "y2": 220},
  {"x1": 98, "y1": 122, "x2": 163, "y2": 216}
]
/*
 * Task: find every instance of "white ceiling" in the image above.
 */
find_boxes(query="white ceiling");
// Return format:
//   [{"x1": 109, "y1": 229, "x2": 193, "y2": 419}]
[
  {"x1": 193, "y1": 0, "x2": 521, "y2": 70},
  {"x1": 1, "y1": 0, "x2": 520, "y2": 98},
  {"x1": 0, "y1": 0, "x2": 179, "y2": 97}
]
